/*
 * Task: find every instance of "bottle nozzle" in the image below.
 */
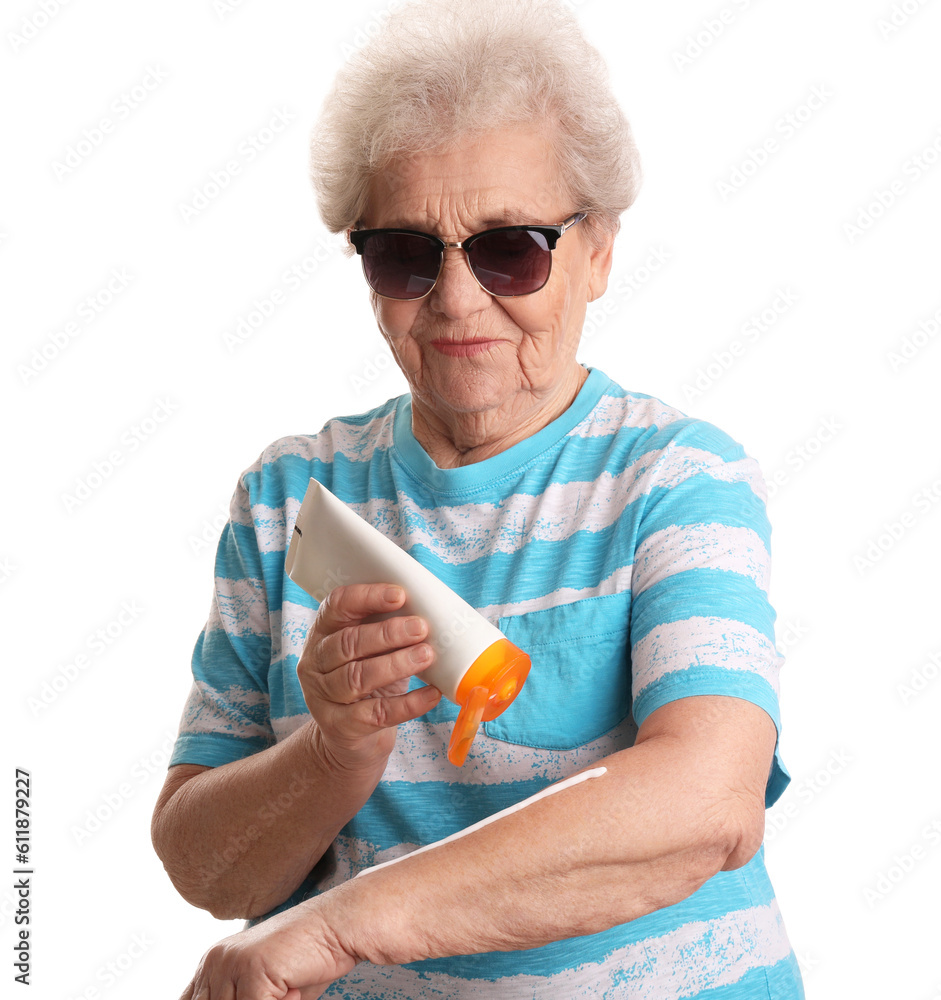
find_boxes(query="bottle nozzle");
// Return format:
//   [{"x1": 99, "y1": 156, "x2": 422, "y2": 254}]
[
  {"x1": 448, "y1": 685, "x2": 489, "y2": 766},
  {"x1": 446, "y1": 638, "x2": 531, "y2": 766}
]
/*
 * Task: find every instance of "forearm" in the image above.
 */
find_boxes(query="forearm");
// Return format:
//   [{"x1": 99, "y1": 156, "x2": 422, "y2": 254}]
[
  {"x1": 324, "y1": 713, "x2": 770, "y2": 966},
  {"x1": 152, "y1": 720, "x2": 386, "y2": 920}
]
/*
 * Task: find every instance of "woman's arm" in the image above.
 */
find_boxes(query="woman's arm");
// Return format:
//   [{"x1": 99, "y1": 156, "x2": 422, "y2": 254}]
[
  {"x1": 178, "y1": 694, "x2": 776, "y2": 997},
  {"x1": 152, "y1": 584, "x2": 441, "y2": 920}
]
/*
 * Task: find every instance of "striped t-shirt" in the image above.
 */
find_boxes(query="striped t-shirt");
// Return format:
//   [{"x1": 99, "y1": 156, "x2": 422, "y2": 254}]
[{"x1": 171, "y1": 366, "x2": 804, "y2": 998}]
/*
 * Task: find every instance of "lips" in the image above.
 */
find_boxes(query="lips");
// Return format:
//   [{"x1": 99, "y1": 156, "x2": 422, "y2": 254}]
[{"x1": 429, "y1": 338, "x2": 502, "y2": 357}]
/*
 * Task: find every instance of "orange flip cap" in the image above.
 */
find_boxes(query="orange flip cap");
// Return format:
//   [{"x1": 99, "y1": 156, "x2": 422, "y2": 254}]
[{"x1": 447, "y1": 638, "x2": 531, "y2": 767}]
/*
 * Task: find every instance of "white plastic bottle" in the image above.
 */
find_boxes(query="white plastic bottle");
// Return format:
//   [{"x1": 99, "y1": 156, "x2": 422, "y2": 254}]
[{"x1": 285, "y1": 478, "x2": 531, "y2": 766}]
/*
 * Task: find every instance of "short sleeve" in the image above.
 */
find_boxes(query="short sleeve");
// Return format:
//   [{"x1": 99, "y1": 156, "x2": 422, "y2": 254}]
[
  {"x1": 169, "y1": 470, "x2": 276, "y2": 768},
  {"x1": 628, "y1": 419, "x2": 790, "y2": 807}
]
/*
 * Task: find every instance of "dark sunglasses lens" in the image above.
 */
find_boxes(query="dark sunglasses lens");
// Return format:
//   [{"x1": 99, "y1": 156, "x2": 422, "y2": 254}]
[
  {"x1": 361, "y1": 233, "x2": 441, "y2": 299},
  {"x1": 468, "y1": 229, "x2": 552, "y2": 296}
]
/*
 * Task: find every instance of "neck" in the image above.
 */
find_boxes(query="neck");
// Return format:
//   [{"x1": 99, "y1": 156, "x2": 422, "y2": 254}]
[{"x1": 410, "y1": 364, "x2": 588, "y2": 469}]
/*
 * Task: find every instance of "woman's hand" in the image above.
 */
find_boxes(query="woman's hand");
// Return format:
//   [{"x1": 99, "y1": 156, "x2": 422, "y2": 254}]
[
  {"x1": 298, "y1": 583, "x2": 442, "y2": 771},
  {"x1": 178, "y1": 900, "x2": 358, "y2": 1000}
]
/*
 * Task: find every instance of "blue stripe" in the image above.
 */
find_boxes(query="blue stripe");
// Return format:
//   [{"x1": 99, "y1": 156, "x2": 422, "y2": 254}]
[
  {"x1": 214, "y1": 523, "x2": 265, "y2": 580},
  {"x1": 196, "y1": 630, "x2": 271, "y2": 691},
  {"x1": 693, "y1": 956, "x2": 804, "y2": 999},
  {"x1": 631, "y1": 568, "x2": 777, "y2": 644},
  {"x1": 243, "y1": 453, "x2": 337, "y2": 508},
  {"x1": 640, "y1": 479, "x2": 772, "y2": 549},
  {"x1": 265, "y1": 656, "x2": 309, "y2": 717},
  {"x1": 170, "y1": 732, "x2": 272, "y2": 768}
]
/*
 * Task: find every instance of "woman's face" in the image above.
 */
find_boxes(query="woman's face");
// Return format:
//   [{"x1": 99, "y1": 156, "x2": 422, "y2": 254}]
[{"x1": 360, "y1": 127, "x2": 614, "y2": 428}]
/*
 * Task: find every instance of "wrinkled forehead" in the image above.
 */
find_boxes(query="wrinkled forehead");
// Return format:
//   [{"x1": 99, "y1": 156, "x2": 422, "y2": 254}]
[{"x1": 361, "y1": 127, "x2": 572, "y2": 235}]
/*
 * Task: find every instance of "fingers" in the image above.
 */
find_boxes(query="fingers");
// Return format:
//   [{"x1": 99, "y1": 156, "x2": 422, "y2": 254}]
[
  {"x1": 318, "y1": 618, "x2": 432, "y2": 693},
  {"x1": 324, "y1": 611, "x2": 429, "y2": 673},
  {"x1": 295, "y1": 583, "x2": 443, "y2": 750},
  {"x1": 313, "y1": 583, "x2": 407, "y2": 635},
  {"x1": 300, "y1": 585, "x2": 436, "y2": 703},
  {"x1": 315, "y1": 681, "x2": 442, "y2": 739}
]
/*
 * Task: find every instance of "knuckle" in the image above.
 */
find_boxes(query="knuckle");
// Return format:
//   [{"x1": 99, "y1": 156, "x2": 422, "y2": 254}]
[
  {"x1": 296, "y1": 638, "x2": 324, "y2": 683},
  {"x1": 316, "y1": 586, "x2": 346, "y2": 627},
  {"x1": 346, "y1": 659, "x2": 367, "y2": 697},
  {"x1": 336, "y1": 625, "x2": 359, "y2": 663},
  {"x1": 383, "y1": 616, "x2": 405, "y2": 645},
  {"x1": 367, "y1": 697, "x2": 392, "y2": 730}
]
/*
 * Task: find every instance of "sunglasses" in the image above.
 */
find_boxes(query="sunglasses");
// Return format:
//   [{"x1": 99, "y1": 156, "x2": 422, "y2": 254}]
[{"x1": 348, "y1": 212, "x2": 587, "y2": 300}]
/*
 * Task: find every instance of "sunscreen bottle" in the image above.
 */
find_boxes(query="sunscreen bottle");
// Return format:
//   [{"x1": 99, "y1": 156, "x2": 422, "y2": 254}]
[{"x1": 285, "y1": 478, "x2": 531, "y2": 766}]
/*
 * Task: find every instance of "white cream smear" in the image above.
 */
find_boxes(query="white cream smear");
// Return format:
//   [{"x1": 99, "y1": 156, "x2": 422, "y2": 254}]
[{"x1": 355, "y1": 766, "x2": 608, "y2": 878}]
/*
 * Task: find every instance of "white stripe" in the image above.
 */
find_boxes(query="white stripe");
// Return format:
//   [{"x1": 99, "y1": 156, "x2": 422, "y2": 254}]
[
  {"x1": 632, "y1": 524, "x2": 771, "y2": 597},
  {"x1": 231, "y1": 497, "x2": 300, "y2": 553},
  {"x1": 259, "y1": 433, "x2": 334, "y2": 467},
  {"x1": 272, "y1": 713, "x2": 310, "y2": 742},
  {"x1": 569, "y1": 391, "x2": 686, "y2": 438},
  {"x1": 179, "y1": 681, "x2": 271, "y2": 740},
  {"x1": 269, "y1": 602, "x2": 315, "y2": 665},
  {"x1": 242, "y1": 498, "x2": 300, "y2": 553},
  {"x1": 324, "y1": 900, "x2": 793, "y2": 998},
  {"x1": 228, "y1": 483, "x2": 253, "y2": 529},
  {"x1": 319, "y1": 413, "x2": 396, "y2": 464},
  {"x1": 383, "y1": 715, "x2": 637, "y2": 785},
  {"x1": 635, "y1": 447, "x2": 766, "y2": 498},
  {"x1": 256, "y1": 417, "x2": 395, "y2": 469},
  {"x1": 207, "y1": 577, "x2": 269, "y2": 637},
  {"x1": 632, "y1": 616, "x2": 782, "y2": 699},
  {"x1": 478, "y1": 563, "x2": 633, "y2": 619},
  {"x1": 706, "y1": 455, "x2": 769, "y2": 503}
]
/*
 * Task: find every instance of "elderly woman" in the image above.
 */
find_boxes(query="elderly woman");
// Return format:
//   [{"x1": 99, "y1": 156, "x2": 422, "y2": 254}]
[{"x1": 153, "y1": 1, "x2": 804, "y2": 997}]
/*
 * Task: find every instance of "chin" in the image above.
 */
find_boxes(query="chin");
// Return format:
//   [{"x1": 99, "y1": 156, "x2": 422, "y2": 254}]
[{"x1": 422, "y1": 366, "x2": 515, "y2": 415}]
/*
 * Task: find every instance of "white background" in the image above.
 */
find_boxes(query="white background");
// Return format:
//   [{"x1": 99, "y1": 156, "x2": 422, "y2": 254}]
[{"x1": 3, "y1": 0, "x2": 940, "y2": 997}]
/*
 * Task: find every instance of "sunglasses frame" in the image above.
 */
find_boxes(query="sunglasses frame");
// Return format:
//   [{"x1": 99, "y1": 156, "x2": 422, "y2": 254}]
[{"x1": 347, "y1": 211, "x2": 587, "y2": 300}]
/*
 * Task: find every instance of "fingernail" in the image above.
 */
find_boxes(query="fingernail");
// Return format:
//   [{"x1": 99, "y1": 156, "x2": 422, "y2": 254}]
[
  {"x1": 409, "y1": 644, "x2": 430, "y2": 664},
  {"x1": 384, "y1": 586, "x2": 402, "y2": 604},
  {"x1": 405, "y1": 617, "x2": 424, "y2": 637},
  {"x1": 421, "y1": 684, "x2": 440, "y2": 701}
]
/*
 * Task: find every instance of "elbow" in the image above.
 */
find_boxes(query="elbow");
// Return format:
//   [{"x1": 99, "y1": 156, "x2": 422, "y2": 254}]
[
  {"x1": 152, "y1": 854, "x2": 264, "y2": 921},
  {"x1": 197, "y1": 887, "x2": 278, "y2": 922},
  {"x1": 151, "y1": 806, "x2": 261, "y2": 921},
  {"x1": 713, "y1": 795, "x2": 766, "y2": 873},
  {"x1": 668, "y1": 796, "x2": 766, "y2": 902},
  {"x1": 153, "y1": 843, "x2": 263, "y2": 920},
  {"x1": 634, "y1": 798, "x2": 766, "y2": 921},
  {"x1": 203, "y1": 895, "x2": 264, "y2": 922}
]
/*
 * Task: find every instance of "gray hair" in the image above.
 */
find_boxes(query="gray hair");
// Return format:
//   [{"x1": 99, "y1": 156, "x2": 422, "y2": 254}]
[{"x1": 310, "y1": 0, "x2": 642, "y2": 248}]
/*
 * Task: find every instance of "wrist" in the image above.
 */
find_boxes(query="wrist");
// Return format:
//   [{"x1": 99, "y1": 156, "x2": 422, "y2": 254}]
[
  {"x1": 304, "y1": 718, "x2": 395, "y2": 781},
  {"x1": 312, "y1": 868, "x2": 424, "y2": 969}
]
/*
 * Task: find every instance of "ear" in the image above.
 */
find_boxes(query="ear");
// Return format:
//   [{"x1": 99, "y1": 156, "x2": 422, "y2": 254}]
[{"x1": 586, "y1": 230, "x2": 615, "y2": 303}]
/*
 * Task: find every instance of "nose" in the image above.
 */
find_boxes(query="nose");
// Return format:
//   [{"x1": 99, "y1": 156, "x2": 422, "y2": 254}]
[{"x1": 427, "y1": 247, "x2": 492, "y2": 318}]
